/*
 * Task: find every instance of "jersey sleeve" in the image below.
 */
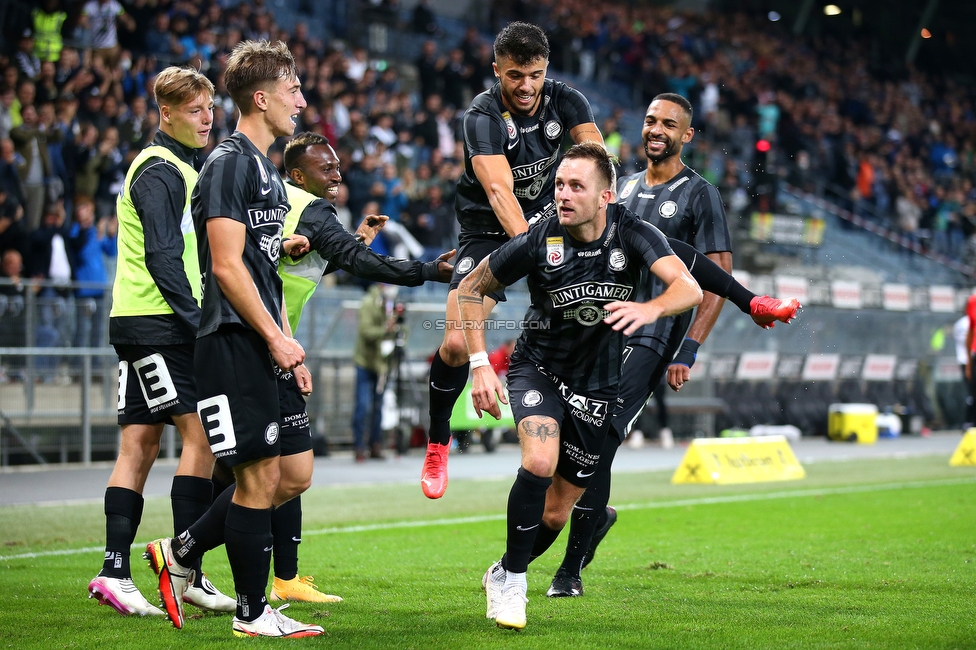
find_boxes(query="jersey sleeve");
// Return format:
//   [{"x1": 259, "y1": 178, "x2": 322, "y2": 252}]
[
  {"x1": 129, "y1": 159, "x2": 200, "y2": 335},
  {"x1": 462, "y1": 107, "x2": 507, "y2": 158},
  {"x1": 691, "y1": 183, "x2": 732, "y2": 254},
  {"x1": 488, "y1": 231, "x2": 536, "y2": 287},
  {"x1": 294, "y1": 200, "x2": 427, "y2": 285},
  {"x1": 194, "y1": 151, "x2": 256, "y2": 225},
  {"x1": 556, "y1": 84, "x2": 596, "y2": 130}
]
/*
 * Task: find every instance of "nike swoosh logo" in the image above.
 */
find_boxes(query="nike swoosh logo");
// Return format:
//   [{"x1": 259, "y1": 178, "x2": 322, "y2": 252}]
[
  {"x1": 543, "y1": 267, "x2": 562, "y2": 273},
  {"x1": 507, "y1": 140, "x2": 518, "y2": 150},
  {"x1": 263, "y1": 546, "x2": 274, "y2": 552},
  {"x1": 291, "y1": 537, "x2": 301, "y2": 543},
  {"x1": 260, "y1": 186, "x2": 272, "y2": 195},
  {"x1": 577, "y1": 470, "x2": 596, "y2": 478},
  {"x1": 430, "y1": 382, "x2": 453, "y2": 392},
  {"x1": 574, "y1": 505, "x2": 594, "y2": 511},
  {"x1": 516, "y1": 524, "x2": 540, "y2": 532}
]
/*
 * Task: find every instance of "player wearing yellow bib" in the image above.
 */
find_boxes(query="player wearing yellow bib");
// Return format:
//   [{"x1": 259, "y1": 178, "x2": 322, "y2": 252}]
[
  {"x1": 89, "y1": 66, "x2": 234, "y2": 618},
  {"x1": 264, "y1": 131, "x2": 453, "y2": 603}
]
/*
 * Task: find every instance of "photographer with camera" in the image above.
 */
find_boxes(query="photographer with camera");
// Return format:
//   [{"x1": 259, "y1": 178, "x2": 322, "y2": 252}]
[{"x1": 353, "y1": 282, "x2": 403, "y2": 462}]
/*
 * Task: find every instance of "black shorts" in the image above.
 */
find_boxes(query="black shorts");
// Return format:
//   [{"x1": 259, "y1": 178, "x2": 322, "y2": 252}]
[
  {"x1": 194, "y1": 325, "x2": 280, "y2": 468},
  {"x1": 449, "y1": 234, "x2": 508, "y2": 303},
  {"x1": 277, "y1": 367, "x2": 312, "y2": 456},
  {"x1": 506, "y1": 360, "x2": 616, "y2": 488},
  {"x1": 611, "y1": 344, "x2": 670, "y2": 441},
  {"x1": 115, "y1": 343, "x2": 197, "y2": 425}
]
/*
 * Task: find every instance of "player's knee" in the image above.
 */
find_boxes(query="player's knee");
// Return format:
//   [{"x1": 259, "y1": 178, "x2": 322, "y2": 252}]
[
  {"x1": 521, "y1": 453, "x2": 557, "y2": 478},
  {"x1": 541, "y1": 509, "x2": 569, "y2": 531},
  {"x1": 440, "y1": 331, "x2": 469, "y2": 365}
]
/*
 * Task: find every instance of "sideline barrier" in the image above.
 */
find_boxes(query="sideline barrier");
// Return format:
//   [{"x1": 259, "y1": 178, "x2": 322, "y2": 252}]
[
  {"x1": 671, "y1": 435, "x2": 806, "y2": 485},
  {"x1": 949, "y1": 429, "x2": 976, "y2": 466}
]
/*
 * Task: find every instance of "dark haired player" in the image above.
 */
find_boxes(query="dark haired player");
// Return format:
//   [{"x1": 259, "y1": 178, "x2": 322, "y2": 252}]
[
  {"x1": 260, "y1": 131, "x2": 453, "y2": 603},
  {"x1": 542, "y1": 94, "x2": 801, "y2": 597},
  {"x1": 460, "y1": 142, "x2": 703, "y2": 629},
  {"x1": 145, "y1": 40, "x2": 324, "y2": 638},
  {"x1": 421, "y1": 21, "x2": 604, "y2": 499}
]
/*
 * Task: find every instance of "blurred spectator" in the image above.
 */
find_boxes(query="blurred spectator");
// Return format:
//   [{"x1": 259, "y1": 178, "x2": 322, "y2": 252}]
[
  {"x1": 0, "y1": 249, "x2": 29, "y2": 364},
  {"x1": 28, "y1": 206, "x2": 72, "y2": 381},
  {"x1": 0, "y1": 139, "x2": 26, "y2": 214},
  {"x1": 0, "y1": 186, "x2": 27, "y2": 259},
  {"x1": 378, "y1": 162, "x2": 408, "y2": 222},
  {"x1": 0, "y1": 86, "x2": 14, "y2": 140},
  {"x1": 403, "y1": 183, "x2": 454, "y2": 260},
  {"x1": 10, "y1": 103, "x2": 63, "y2": 232},
  {"x1": 68, "y1": 197, "x2": 116, "y2": 352},
  {"x1": 352, "y1": 282, "x2": 397, "y2": 461},
  {"x1": 15, "y1": 30, "x2": 42, "y2": 82},
  {"x1": 412, "y1": 0, "x2": 437, "y2": 35},
  {"x1": 415, "y1": 40, "x2": 442, "y2": 105},
  {"x1": 80, "y1": 0, "x2": 136, "y2": 69},
  {"x1": 32, "y1": 0, "x2": 68, "y2": 64}
]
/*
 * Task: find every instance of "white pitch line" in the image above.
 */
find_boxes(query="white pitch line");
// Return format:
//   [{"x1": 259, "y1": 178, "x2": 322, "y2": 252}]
[{"x1": 2, "y1": 477, "x2": 973, "y2": 562}]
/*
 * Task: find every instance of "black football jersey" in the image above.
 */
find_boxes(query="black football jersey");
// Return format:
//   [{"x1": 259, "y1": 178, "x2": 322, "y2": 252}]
[
  {"x1": 615, "y1": 166, "x2": 731, "y2": 352},
  {"x1": 193, "y1": 132, "x2": 289, "y2": 337},
  {"x1": 455, "y1": 79, "x2": 594, "y2": 237},
  {"x1": 489, "y1": 203, "x2": 674, "y2": 392}
]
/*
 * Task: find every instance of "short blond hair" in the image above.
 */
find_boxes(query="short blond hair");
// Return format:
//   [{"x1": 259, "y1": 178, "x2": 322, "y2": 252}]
[
  {"x1": 153, "y1": 66, "x2": 215, "y2": 108},
  {"x1": 224, "y1": 40, "x2": 298, "y2": 115}
]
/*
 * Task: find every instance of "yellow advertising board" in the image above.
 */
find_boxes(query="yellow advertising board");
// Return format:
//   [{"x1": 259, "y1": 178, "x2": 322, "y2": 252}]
[
  {"x1": 949, "y1": 429, "x2": 976, "y2": 466},
  {"x1": 671, "y1": 436, "x2": 806, "y2": 485}
]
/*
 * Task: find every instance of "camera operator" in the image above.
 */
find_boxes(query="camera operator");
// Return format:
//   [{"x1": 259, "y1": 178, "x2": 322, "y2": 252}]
[{"x1": 352, "y1": 283, "x2": 403, "y2": 461}]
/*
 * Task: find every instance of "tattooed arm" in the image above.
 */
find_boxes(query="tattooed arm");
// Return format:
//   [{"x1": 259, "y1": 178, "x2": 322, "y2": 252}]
[{"x1": 457, "y1": 256, "x2": 508, "y2": 419}]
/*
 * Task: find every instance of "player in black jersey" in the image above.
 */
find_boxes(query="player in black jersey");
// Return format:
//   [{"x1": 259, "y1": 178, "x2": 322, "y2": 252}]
[
  {"x1": 459, "y1": 142, "x2": 703, "y2": 630},
  {"x1": 421, "y1": 21, "x2": 604, "y2": 499},
  {"x1": 543, "y1": 94, "x2": 801, "y2": 597},
  {"x1": 145, "y1": 40, "x2": 324, "y2": 639}
]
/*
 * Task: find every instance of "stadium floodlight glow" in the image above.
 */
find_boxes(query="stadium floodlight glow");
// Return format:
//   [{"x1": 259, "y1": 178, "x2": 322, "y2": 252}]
[
  {"x1": 920, "y1": 28, "x2": 932, "y2": 39},
  {"x1": 768, "y1": 11, "x2": 781, "y2": 22},
  {"x1": 823, "y1": 4, "x2": 842, "y2": 16}
]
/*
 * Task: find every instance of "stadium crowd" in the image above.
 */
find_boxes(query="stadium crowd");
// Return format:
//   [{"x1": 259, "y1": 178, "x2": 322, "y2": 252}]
[{"x1": 0, "y1": 0, "x2": 973, "y2": 362}]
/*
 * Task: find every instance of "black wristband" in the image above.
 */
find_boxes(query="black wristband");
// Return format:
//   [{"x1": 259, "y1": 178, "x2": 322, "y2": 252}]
[{"x1": 672, "y1": 338, "x2": 700, "y2": 368}]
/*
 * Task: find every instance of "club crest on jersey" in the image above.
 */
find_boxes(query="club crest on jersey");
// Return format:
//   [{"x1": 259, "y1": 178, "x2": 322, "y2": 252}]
[
  {"x1": 522, "y1": 390, "x2": 543, "y2": 407},
  {"x1": 608, "y1": 248, "x2": 627, "y2": 271},
  {"x1": 659, "y1": 200, "x2": 678, "y2": 218},
  {"x1": 502, "y1": 111, "x2": 518, "y2": 144},
  {"x1": 544, "y1": 120, "x2": 562, "y2": 140},
  {"x1": 618, "y1": 179, "x2": 639, "y2": 200},
  {"x1": 456, "y1": 256, "x2": 475, "y2": 274},
  {"x1": 564, "y1": 302, "x2": 609, "y2": 327},
  {"x1": 546, "y1": 237, "x2": 564, "y2": 267}
]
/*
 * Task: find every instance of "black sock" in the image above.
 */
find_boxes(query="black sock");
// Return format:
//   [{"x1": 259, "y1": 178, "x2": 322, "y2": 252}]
[
  {"x1": 172, "y1": 485, "x2": 235, "y2": 568},
  {"x1": 503, "y1": 467, "x2": 552, "y2": 574},
  {"x1": 171, "y1": 476, "x2": 213, "y2": 586},
  {"x1": 225, "y1": 503, "x2": 273, "y2": 622},
  {"x1": 668, "y1": 238, "x2": 755, "y2": 313},
  {"x1": 101, "y1": 487, "x2": 143, "y2": 579},
  {"x1": 528, "y1": 522, "x2": 562, "y2": 564},
  {"x1": 271, "y1": 497, "x2": 302, "y2": 581},
  {"x1": 427, "y1": 348, "x2": 469, "y2": 446},
  {"x1": 559, "y1": 449, "x2": 615, "y2": 576}
]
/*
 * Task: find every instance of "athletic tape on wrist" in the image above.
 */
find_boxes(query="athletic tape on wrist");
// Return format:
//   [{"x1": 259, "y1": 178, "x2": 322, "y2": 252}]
[
  {"x1": 672, "y1": 338, "x2": 700, "y2": 368},
  {"x1": 469, "y1": 351, "x2": 490, "y2": 369}
]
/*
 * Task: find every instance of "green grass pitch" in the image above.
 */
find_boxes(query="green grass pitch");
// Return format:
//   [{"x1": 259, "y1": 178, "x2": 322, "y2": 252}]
[{"x1": 1, "y1": 455, "x2": 974, "y2": 649}]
